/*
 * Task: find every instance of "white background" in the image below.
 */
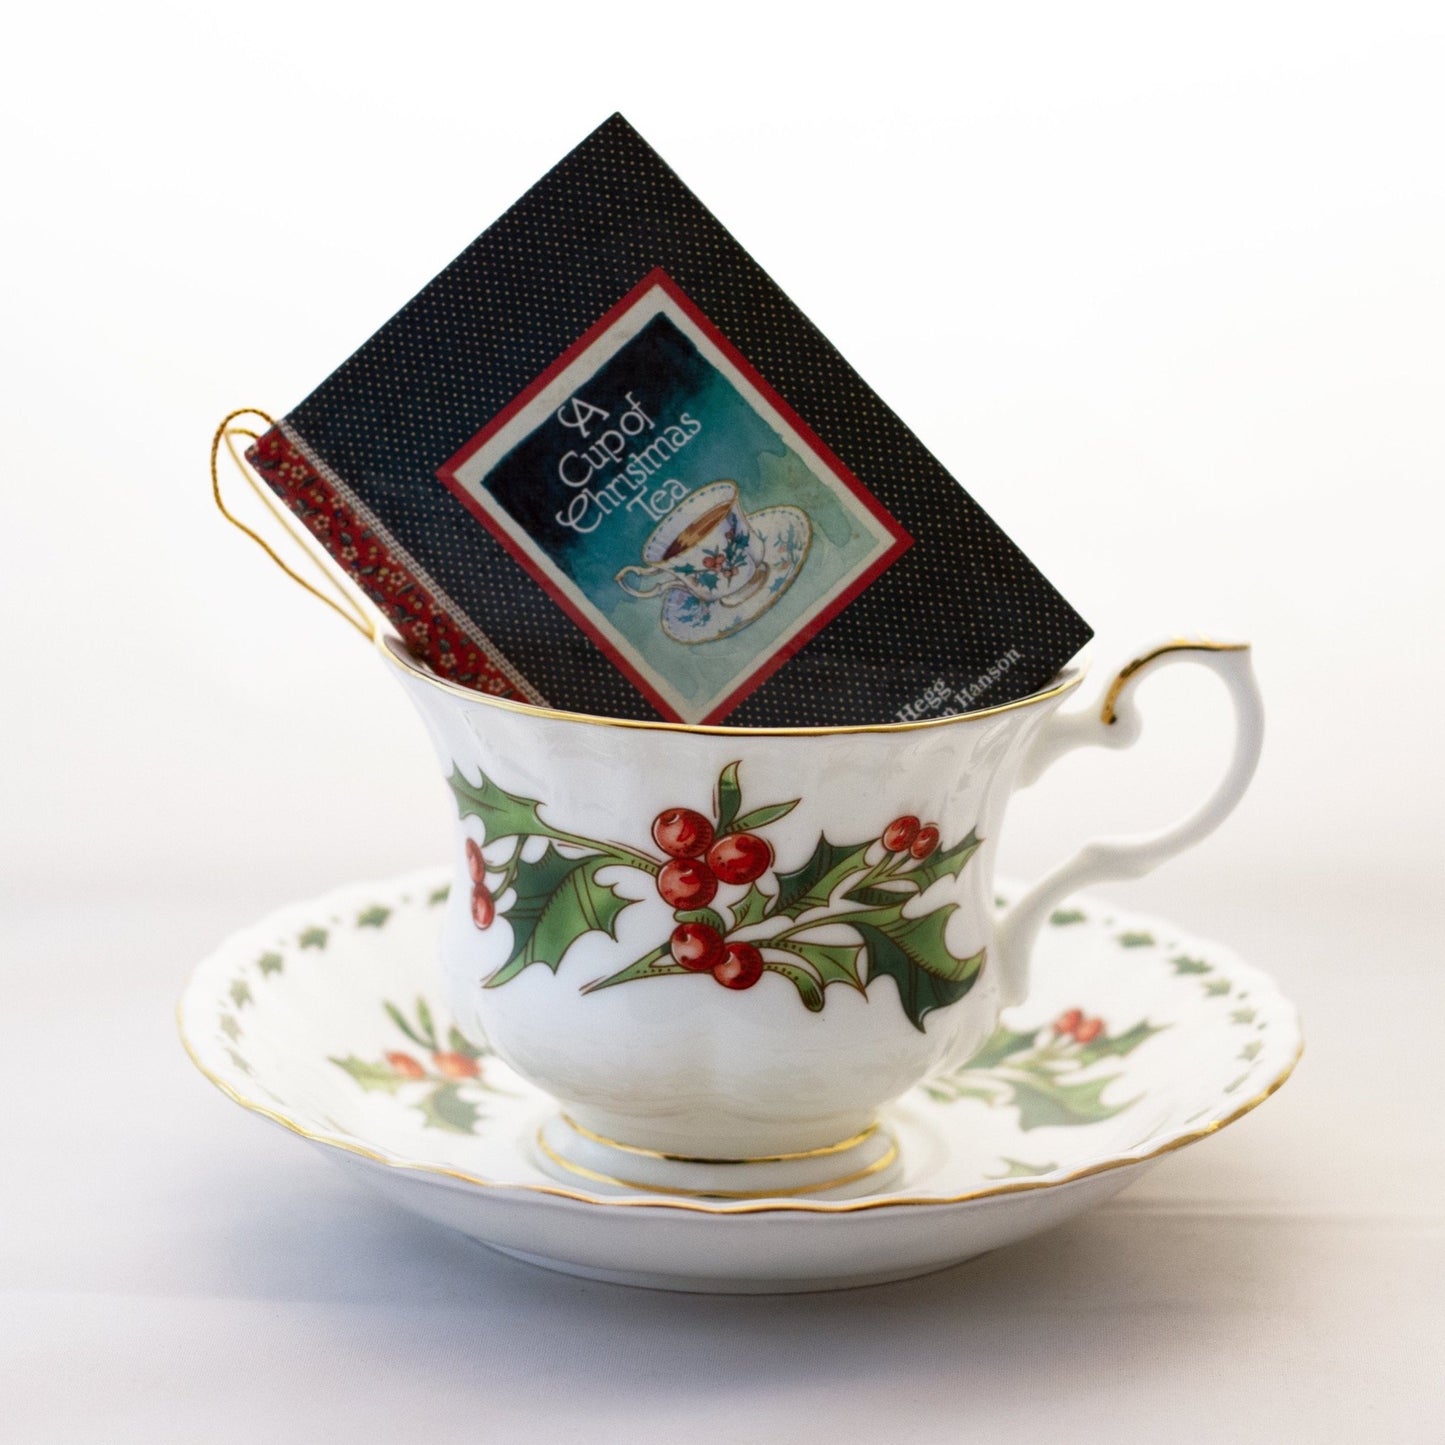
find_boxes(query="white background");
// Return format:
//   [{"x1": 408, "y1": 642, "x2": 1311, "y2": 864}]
[{"x1": 2, "y1": 2, "x2": 1442, "y2": 1440}]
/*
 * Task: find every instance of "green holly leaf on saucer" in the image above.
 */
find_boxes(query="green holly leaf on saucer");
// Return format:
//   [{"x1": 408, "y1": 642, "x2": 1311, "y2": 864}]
[
  {"x1": 230, "y1": 979, "x2": 252, "y2": 1009},
  {"x1": 964, "y1": 1025, "x2": 1041, "y2": 1070},
  {"x1": 1007, "y1": 1071, "x2": 1135, "y2": 1131},
  {"x1": 357, "y1": 905, "x2": 391, "y2": 929},
  {"x1": 299, "y1": 926, "x2": 328, "y2": 950},
  {"x1": 418, "y1": 1083, "x2": 481, "y2": 1135},
  {"x1": 1117, "y1": 930, "x2": 1155, "y2": 948},
  {"x1": 1170, "y1": 954, "x2": 1210, "y2": 975},
  {"x1": 331, "y1": 1055, "x2": 409, "y2": 1094},
  {"x1": 1075, "y1": 1019, "x2": 1166, "y2": 1066},
  {"x1": 257, "y1": 951, "x2": 284, "y2": 976},
  {"x1": 1049, "y1": 908, "x2": 1086, "y2": 926},
  {"x1": 428, "y1": 884, "x2": 451, "y2": 906},
  {"x1": 990, "y1": 1158, "x2": 1058, "y2": 1179}
]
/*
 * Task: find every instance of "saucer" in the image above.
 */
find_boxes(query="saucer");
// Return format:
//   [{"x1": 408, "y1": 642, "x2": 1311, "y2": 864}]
[
  {"x1": 660, "y1": 506, "x2": 811, "y2": 644},
  {"x1": 179, "y1": 870, "x2": 1301, "y2": 1293}
]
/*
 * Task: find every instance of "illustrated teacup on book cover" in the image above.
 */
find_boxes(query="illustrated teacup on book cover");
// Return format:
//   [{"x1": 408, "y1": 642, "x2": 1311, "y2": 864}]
[{"x1": 248, "y1": 114, "x2": 1090, "y2": 725}]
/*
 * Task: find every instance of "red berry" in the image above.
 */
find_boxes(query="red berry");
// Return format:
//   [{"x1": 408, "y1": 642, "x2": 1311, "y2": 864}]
[
  {"x1": 652, "y1": 808, "x2": 715, "y2": 859},
  {"x1": 882, "y1": 815, "x2": 920, "y2": 852},
  {"x1": 670, "y1": 921, "x2": 725, "y2": 972},
  {"x1": 713, "y1": 942, "x2": 764, "y2": 990},
  {"x1": 465, "y1": 837, "x2": 486, "y2": 884},
  {"x1": 1074, "y1": 1017, "x2": 1103, "y2": 1044},
  {"x1": 431, "y1": 1050, "x2": 481, "y2": 1080},
  {"x1": 657, "y1": 858, "x2": 718, "y2": 908},
  {"x1": 386, "y1": 1051, "x2": 426, "y2": 1080},
  {"x1": 471, "y1": 882, "x2": 495, "y2": 929},
  {"x1": 706, "y1": 832, "x2": 772, "y2": 886},
  {"x1": 1055, "y1": 1008, "x2": 1084, "y2": 1036},
  {"x1": 910, "y1": 825, "x2": 940, "y2": 860}
]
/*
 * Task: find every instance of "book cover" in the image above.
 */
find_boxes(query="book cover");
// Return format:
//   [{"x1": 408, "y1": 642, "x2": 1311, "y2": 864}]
[{"x1": 249, "y1": 114, "x2": 1089, "y2": 725}]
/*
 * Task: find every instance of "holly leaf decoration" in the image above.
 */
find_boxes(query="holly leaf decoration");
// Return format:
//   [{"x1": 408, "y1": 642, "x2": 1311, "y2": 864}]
[
  {"x1": 762, "y1": 960, "x2": 824, "y2": 1012},
  {"x1": 728, "y1": 885, "x2": 773, "y2": 931},
  {"x1": 447, "y1": 1025, "x2": 485, "y2": 1060},
  {"x1": 1171, "y1": 955, "x2": 1211, "y2": 975},
  {"x1": 418, "y1": 1082, "x2": 481, "y2": 1135},
  {"x1": 384, "y1": 1001, "x2": 431, "y2": 1051},
  {"x1": 1005, "y1": 1071, "x2": 1135, "y2": 1131},
  {"x1": 486, "y1": 844, "x2": 635, "y2": 987},
  {"x1": 965, "y1": 1025, "x2": 1041, "y2": 1070},
  {"x1": 1075, "y1": 1019, "x2": 1166, "y2": 1066},
  {"x1": 852, "y1": 908, "x2": 985, "y2": 1032},
  {"x1": 715, "y1": 761, "x2": 742, "y2": 834},
  {"x1": 331, "y1": 1055, "x2": 409, "y2": 1094},
  {"x1": 729, "y1": 800, "x2": 799, "y2": 834},
  {"x1": 448, "y1": 766, "x2": 547, "y2": 841},
  {"x1": 582, "y1": 945, "x2": 691, "y2": 993},
  {"x1": 907, "y1": 828, "x2": 983, "y2": 892},
  {"x1": 842, "y1": 883, "x2": 914, "y2": 908},
  {"x1": 675, "y1": 906, "x2": 727, "y2": 934},
  {"x1": 990, "y1": 1157, "x2": 1059, "y2": 1178},
  {"x1": 770, "y1": 938, "x2": 865, "y2": 993},
  {"x1": 773, "y1": 837, "x2": 872, "y2": 918}
]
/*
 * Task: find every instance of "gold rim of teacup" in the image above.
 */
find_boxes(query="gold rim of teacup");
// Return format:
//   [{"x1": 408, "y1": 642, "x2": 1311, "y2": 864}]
[{"x1": 375, "y1": 630, "x2": 1089, "y2": 737}]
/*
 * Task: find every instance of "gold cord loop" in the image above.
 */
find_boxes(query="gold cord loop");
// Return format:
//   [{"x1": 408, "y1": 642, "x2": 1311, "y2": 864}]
[{"x1": 210, "y1": 408, "x2": 376, "y2": 642}]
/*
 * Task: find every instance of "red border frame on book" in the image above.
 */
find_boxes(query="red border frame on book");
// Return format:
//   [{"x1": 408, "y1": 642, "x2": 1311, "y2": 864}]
[{"x1": 436, "y1": 268, "x2": 912, "y2": 722}]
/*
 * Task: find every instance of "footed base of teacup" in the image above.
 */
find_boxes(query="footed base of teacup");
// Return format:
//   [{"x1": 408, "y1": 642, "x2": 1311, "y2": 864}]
[{"x1": 532, "y1": 1112, "x2": 903, "y2": 1201}]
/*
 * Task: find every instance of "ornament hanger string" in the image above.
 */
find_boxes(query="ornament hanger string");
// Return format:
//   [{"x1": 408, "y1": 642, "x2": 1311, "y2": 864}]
[{"x1": 210, "y1": 408, "x2": 377, "y2": 642}]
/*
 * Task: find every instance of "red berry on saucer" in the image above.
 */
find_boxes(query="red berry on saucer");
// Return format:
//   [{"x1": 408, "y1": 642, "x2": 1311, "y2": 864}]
[
  {"x1": 882, "y1": 815, "x2": 920, "y2": 852},
  {"x1": 657, "y1": 858, "x2": 718, "y2": 909},
  {"x1": 465, "y1": 837, "x2": 486, "y2": 884},
  {"x1": 1074, "y1": 1017, "x2": 1103, "y2": 1044},
  {"x1": 706, "y1": 833, "x2": 772, "y2": 886},
  {"x1": 670, "y1": 921, "x2": 725, "y2": 972},
  {"x1": 385, "y1": 1051, "x2": 426, "y2": 1080},
  {"x1": 910, "y1": 825, "x2": 940, "y2": 860},
  {"x1": 652, "y1": 808, "x2": 715, "y2": 859},
  {"x1": 431, "y1": 1050, "x2": 481, "y2": 1080},
  {"x1": 471, "y1": 882, "x2": 495, "y2": 929},
  {"x1": 1055, "y1": 1008, "x2": 1084, "y2": 1036},
  {"x1": 713, "y1": 942, "x2": 764, "y2": 990}
]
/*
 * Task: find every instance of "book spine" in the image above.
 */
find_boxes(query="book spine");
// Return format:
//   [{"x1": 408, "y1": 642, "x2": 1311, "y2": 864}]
[{"x1": 246, "y1": 424, "x2": 543, "y2": 703}]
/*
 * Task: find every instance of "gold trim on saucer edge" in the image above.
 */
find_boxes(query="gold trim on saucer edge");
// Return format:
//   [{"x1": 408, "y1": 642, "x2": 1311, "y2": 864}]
[{"x1": 176, "y1": 1003, "x2": 1302, "y2": 1218}]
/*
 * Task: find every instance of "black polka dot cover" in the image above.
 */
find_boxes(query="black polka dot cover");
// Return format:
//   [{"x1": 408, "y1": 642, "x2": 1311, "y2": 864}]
[{"x1": 247, "y1": 114, "x2": 1091, "y2": 725}]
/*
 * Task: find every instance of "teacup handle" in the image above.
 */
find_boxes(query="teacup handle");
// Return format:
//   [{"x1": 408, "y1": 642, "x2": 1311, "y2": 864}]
[
  {"x1": 994, "y1": 638, "x2": 1264, "y2": 1007},
  {"x1": 616, "y1": 564, "x2": 672, "y2": 599}
]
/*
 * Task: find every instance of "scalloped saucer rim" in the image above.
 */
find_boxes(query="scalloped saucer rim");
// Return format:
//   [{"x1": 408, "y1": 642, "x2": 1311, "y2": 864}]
[{"x1": 179, "y1": 870, "x2": 1301, "y2": 1290}]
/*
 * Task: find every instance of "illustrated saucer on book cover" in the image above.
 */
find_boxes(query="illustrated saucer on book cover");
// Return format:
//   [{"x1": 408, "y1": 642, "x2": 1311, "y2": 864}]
[
  {"x1": 179, "y1": 871, "x2": 1301, "y2": 1294},
  {"x1": 660, "y1": 507, "x2": 811, "y2": 645}
]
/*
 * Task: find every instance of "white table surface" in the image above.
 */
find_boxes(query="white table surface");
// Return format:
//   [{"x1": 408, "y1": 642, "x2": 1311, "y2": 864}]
[{"x1": 4, "y1": 867, "x2": 1440, "y2": 1444}]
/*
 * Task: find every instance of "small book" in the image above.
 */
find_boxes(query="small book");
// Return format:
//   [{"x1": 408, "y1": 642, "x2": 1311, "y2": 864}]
[{"x1": 248, "y1": 114, "x2": 1089, "y2": 725}]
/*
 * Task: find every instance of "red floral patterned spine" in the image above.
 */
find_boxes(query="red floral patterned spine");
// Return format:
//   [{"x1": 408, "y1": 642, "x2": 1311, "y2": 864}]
[{"x1": 245, "y1": 428, "x2": 523, "y2": 698}]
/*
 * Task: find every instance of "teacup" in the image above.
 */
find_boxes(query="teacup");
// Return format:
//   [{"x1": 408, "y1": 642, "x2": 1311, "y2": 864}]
[
  {"x1": 382, "y1": 633, "x2": 1262, "y2": 1199},
  {"x1": 615, "y1": 479, "x2": 768, "y2": 608}
]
